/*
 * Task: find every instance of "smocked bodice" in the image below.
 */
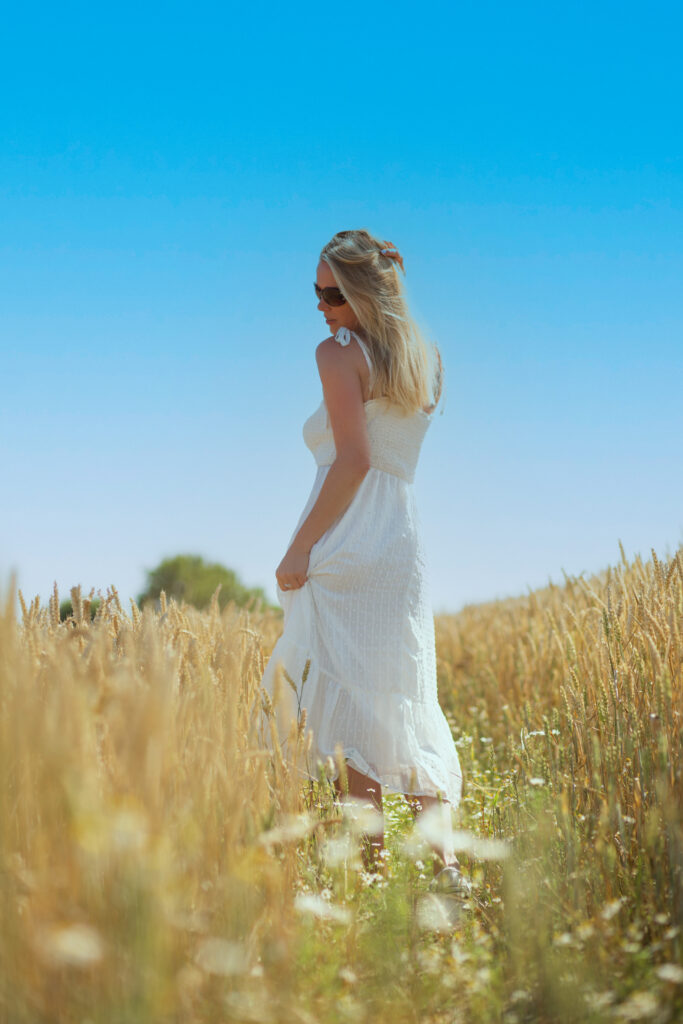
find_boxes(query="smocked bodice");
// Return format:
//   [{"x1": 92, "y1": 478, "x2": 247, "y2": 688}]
[
  {"x1": 303, "y1": 399, "x2": 432, "y2": 483},
  {"x1": 302, "y1": 327, "x2": 433, "y2": 484}
]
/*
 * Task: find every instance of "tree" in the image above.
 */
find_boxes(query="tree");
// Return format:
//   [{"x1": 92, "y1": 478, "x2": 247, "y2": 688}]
[
  {"x1": 137, "y1": 554, "x2": 271, "y2": 613},
  {"x1": 59, "y1": 597, "x2": 101, "y2": 622}
]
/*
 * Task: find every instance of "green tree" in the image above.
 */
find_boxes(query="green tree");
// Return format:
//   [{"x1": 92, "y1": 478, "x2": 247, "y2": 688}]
[
  {"x1": 59, "y1": 597, "x2": 102, "y2": 622},
  {"x1": 137, "y1": 554, "x2": 271, "y2": 613}
]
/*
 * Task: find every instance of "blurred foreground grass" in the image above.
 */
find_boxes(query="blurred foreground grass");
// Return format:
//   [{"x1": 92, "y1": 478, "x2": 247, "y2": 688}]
[{"x1": 0, "y1": 542, "x2": 681, "y2": 1023}]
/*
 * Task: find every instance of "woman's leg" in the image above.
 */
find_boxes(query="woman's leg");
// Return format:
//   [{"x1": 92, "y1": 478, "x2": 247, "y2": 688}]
[
  {"x1": 334, "y1": 762, "x2": 385, "y2": 871},
  {"x1": 403, "y1": 793, "x2": 460, "y2": 875}
]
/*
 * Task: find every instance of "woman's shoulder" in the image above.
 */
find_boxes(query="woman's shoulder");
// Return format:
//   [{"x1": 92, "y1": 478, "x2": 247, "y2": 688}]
[
  {"x1": 315, "y1": 333, "x2": 366, "y2": 370},
  {"x1": 316, "y1": 334, "x2": 374, "y2": 404},
  {"x1": 315, "y1": 334, "x2": 338, "y2": 355},
  {"x1": 315, "y1": 336, "x2": 345, "y2": 372}
]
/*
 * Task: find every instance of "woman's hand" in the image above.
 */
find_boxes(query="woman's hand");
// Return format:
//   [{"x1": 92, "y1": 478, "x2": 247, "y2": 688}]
[{"x1": 275, "y1": 543, "x2": 310, "y2": 592}]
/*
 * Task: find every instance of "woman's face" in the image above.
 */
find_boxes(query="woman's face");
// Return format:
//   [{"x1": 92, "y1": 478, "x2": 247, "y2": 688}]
[{"x1": 315, "y1": 259, "x2": 361, "y2": 334}]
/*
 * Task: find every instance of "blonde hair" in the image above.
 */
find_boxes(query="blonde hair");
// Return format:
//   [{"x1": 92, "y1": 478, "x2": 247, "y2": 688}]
[{"x1": 320, "y1": 228, "x2": 443, "y2": 416}]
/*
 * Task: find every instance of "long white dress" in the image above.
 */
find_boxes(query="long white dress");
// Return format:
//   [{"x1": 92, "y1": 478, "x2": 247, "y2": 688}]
[{"x1": 260, "y1": 327, "x2": 462, "y2": 808}]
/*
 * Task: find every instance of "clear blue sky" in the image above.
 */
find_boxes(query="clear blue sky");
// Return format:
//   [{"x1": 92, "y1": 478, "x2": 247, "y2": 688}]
[{"x1": 1, "y1": 0, "x2": 681, "y2": 615}]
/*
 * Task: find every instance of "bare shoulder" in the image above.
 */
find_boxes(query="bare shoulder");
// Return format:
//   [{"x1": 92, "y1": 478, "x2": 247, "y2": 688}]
[
  {"x1": 315, "y1": 337, "x2": 342, "y2": 363},
  {"x1": 316, "y1": 335, "x2": 373, "y2": 404},
  {"x1": 315, "y1": 337, "x2": 357, "y2": 376}
]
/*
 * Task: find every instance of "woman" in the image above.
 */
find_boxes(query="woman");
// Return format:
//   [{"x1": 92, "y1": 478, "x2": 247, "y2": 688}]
[{"x1": 260, "y1": 228, "x2": 466, "y2": 891}]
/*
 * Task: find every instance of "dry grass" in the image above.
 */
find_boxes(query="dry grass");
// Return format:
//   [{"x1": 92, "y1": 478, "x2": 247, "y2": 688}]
[{"x1": 0, "y1": 541, "x2": 681, "y2": 1023}]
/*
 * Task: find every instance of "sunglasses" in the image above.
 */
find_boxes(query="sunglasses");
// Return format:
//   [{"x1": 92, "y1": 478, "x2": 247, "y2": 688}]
[{"x1": 313, "y1": 282, "x2": 347, "y2": 306}]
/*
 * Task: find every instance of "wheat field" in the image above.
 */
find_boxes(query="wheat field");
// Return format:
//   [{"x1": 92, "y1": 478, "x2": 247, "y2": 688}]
[{"x1": 0, "y1": 542, "x2": 681, "y2": 1023}]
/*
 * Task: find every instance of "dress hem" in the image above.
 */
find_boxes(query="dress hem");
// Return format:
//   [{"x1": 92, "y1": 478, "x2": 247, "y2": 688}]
[
  {"x1": 293, "y1": 751, "x2": 462, "y2": 809},
  {"x1": 261, "y1": 636, "x2": 463, "y2": 811}
]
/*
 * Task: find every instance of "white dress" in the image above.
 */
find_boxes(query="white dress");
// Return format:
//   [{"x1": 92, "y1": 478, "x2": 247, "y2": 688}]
[{"x1": 260, "y1": 327, "x2": 462, "y2": 808}]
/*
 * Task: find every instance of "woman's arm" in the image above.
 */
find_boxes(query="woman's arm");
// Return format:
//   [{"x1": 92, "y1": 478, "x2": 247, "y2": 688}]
[{"x1": 275, "y1": 339, "x2": 371, "y2": 591}]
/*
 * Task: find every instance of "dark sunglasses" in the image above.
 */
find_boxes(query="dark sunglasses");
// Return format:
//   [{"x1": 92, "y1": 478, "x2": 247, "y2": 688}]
[{"x1": 313, "y1": 282, "x2": 347, "y2": 306}]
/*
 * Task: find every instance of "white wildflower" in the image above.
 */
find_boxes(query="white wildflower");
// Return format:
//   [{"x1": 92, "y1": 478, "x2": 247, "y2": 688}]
[
  {"x1": 110, "y1": 806, "x2": 149, "y2": 853},
  {"x1": 656, "y1": 963, "x2": 683, "y2": 984},
  {"x1": 195, "y1": 937, "x2": 248, "y2": 977},
  {"x1": 339, "y1": 796, "x2": 384, "y2": 836},
  {"x1": 258, "y1": 812, "x2": 317, "y2": 847},
  {"x1": 37, "y1": 922, "x2": 104, "y2": 968},
  {"x1": 416, "y1": 894, "x2": 463, "y2": 933},
  {"x1": 613, "y1": 989, "x2": 659, "y2": 1020},
  {"x1": 321, "y1": 833, "x2": 359, "y2": 868},
  {"x1": 601, "y1": 898, "x2": 625, "y2": 921},
  {"x1": 294, "y1": 893, "x2": 352, "y2": 924},
  {"x1": 402, "y1": 804, "x2": 511, "y2": 861}
]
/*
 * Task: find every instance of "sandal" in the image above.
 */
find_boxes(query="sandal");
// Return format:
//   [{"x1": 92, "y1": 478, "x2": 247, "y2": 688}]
[{"x1": 429, "y1": 866, "x2": 474, "y2": 899}]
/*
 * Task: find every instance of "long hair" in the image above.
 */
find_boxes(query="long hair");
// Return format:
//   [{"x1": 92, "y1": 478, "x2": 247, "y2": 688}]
[{"x1": 320, "y1": 228, "x2": 443, "y2": 416}]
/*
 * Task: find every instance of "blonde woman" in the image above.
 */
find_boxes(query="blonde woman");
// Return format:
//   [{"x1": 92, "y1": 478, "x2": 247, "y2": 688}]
[{"x1": 261, "y1": 228, "x2": 468, "y2": 893}]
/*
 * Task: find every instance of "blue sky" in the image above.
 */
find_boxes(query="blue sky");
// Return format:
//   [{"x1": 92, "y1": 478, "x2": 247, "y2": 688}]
[{"x1": 1, "y1": 0, "x2": 681, "y2": 615}]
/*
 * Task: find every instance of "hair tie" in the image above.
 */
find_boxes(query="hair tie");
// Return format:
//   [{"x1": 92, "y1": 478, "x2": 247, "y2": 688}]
[{"x1": 378, "y1": 241, "x2": 405, "y2": 274}]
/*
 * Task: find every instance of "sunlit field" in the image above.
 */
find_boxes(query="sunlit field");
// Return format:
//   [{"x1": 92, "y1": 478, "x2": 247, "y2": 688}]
[{"x1": 1, "y1": 542, "x2": 681, "y2": 1023}]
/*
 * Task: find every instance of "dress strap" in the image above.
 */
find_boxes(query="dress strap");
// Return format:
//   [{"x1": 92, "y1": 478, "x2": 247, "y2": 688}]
[{"x1": 334, "y1": 326, "x2": 375, "y2": 381}]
